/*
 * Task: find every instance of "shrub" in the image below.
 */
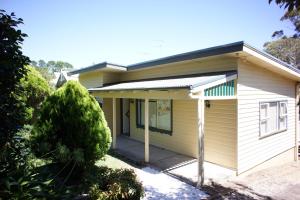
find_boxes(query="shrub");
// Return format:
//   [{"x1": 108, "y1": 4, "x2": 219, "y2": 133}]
[
  {"x1": 87, "y1": 166, "x2": 144, "y2": 200},
  {"x1": 20, "y1": 65, "x2": 52, "y2": 124},
  {"x1": 32, "y1": 81, "x2": 111, "y2": 169}
]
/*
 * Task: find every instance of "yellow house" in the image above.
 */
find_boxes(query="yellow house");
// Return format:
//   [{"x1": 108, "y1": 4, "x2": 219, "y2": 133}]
[{"x1": 68, "y1": 41, "x2": 300, "y2": 184}]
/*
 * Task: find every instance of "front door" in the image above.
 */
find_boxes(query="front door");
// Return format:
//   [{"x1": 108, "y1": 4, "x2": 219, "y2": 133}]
[{"x1": 121, "y1": 99, "x2": 130, "y2": 136}]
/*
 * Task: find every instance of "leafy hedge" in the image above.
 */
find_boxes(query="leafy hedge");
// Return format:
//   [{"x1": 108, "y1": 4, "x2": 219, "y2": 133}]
[{"x1": 32, "y1": 81, "x2": 111, "y2": 168}]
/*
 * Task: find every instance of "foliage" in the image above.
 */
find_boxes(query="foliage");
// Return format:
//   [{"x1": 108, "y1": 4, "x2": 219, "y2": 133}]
[
  {"x1": 269, "y1": 0, "x2": 300, "y2": 38},
  {"x1": 264, "y1": 37, "x2": 300, "y2": 67},
  {"x1": 87, "y1": 166, "x2": 144, "y2": 200},
  {"x1": 31, "y1": 59, "x2": 73, "y2": 72},
  {"x1": 20, "y1": 65, "x2": 52, "y2": 124},
  {"x1": 32, "y1": 81, "x2": 111, "y2": 170},
  {"x1": 0, "y1": 9, "x2": 30, "y2": 148},
  {"x1": 34, "y1": 66, "x2": 55, "y2": 83},
  {"x1": 269, "y1": 0, "x2": 300, "y2": 11},
  {"x1": 0, "y1": 125, "x2": 34, "y2": 199},
  {"x1": 38, "y1": 59, "x2": 46, "y2": 68}
]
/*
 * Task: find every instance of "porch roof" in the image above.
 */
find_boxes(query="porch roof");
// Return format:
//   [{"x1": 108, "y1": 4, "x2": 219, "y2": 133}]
[{"x1": 88, "y1": 71, "x2": 237, "y2": 92}]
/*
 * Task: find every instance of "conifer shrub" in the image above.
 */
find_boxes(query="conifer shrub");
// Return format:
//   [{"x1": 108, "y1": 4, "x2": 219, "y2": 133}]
[{"x1": 32, "y1": 81, "x2": 111, "y2": 168}]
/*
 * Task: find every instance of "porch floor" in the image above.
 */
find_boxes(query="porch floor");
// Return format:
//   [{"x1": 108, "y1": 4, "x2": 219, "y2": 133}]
[{"x1": 115, "y1": 135, "x2": 236, "y2": 183}]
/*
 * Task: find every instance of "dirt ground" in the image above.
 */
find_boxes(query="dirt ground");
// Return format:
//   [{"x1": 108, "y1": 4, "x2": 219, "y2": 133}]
[{"x1": 203, "y1": 161, "x2": 300, "y2": 200}]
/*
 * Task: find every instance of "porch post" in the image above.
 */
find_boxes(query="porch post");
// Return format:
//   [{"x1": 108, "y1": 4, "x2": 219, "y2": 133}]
[
  {"x1": 197, "y1": 97, "x2": 205, "y2": 187},
  {"x1": 145, "y1": 98, "x2": 149, "y2": 163},
  {"x1": 295, "y1": 83, "x2": 300, "y2": 161},
  {"x1": 112, "y1": 98, "x2": 117, "y2": 149}
]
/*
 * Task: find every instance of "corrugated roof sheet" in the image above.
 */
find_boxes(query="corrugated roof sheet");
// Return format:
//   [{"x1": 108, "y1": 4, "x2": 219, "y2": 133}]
[{"x1": 89, "y1": 71, "x2": 237, "y2": 91}]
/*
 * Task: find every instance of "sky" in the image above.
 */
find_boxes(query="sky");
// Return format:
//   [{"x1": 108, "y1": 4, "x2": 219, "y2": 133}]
[{"x1": 2, "y1": 0, "x2": 294, "y2": 69}]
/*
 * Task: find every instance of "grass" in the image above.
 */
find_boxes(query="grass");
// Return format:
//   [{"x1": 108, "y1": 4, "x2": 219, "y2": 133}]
[{"x1": 95, "y1": 154, "x2": 134, "y2": 169}]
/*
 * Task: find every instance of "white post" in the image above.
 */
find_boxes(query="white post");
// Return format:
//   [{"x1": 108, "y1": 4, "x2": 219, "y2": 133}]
[
  {"x1": 145, "y1": 98, "x2": 149, "y2": 163},
  {"x1": 197, "y1": 97, "x2": 205, "y2": 187},
  {"x1": 295, "y1": 83, "x2": 300, "y2": 161},
  {"x1": 112, "y1": 98, "x2": 117, "y2": 149}
]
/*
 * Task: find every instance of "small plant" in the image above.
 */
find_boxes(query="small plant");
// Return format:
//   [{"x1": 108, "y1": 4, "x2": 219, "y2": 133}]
[{"x1": 87, "y1": 166, "x2": 144, "y2": 200}]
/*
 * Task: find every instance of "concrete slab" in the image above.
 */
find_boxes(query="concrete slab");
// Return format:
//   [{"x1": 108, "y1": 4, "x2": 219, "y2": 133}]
[
  {"x1": 115, "y1": 136, "x2": 236, "y2": 184},
  {"x1": 166, "y1": 161, "x2": 236, "y2": 183}
]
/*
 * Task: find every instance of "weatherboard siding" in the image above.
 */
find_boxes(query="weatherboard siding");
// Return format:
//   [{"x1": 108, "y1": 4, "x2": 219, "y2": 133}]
[
  {"x1": 120, "y1": 57, "x2": 237, "y2": 81},
  {"x1": 130, "y1": 99, "x2": 198, "y2": 157},
  {"x1": 237, "y1": 61, "x2": 296, "y2": 174},
  {"x1": 103, "y1": 98, "x2": 121, "y2": 137},
  {"x1": 204, "y1": 100, "x2": 237, "y2": 169},
  {"x1": 78, "y1": 71, "x2": 103, "y2": 88}
]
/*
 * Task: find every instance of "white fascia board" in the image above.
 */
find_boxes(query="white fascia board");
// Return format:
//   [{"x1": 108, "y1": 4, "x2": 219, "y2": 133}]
[{"x1": 243, "y1": 46, "x2": 300, "y2": 80}]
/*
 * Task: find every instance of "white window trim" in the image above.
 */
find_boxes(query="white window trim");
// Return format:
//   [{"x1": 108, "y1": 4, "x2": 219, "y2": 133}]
[{"x1": 259, "y1": 100, "x2": 288, "y2": 139}]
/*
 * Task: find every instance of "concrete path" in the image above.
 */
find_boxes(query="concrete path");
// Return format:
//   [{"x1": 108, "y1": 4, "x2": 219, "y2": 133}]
[{"x1": 135, "y1": 167, "x2": 208, "y2": 200}]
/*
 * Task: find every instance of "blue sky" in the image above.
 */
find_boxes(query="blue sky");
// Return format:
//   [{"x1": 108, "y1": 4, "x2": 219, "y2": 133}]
[{"x1": 2, "y1": 0, "x2": 293, "y2": 69}]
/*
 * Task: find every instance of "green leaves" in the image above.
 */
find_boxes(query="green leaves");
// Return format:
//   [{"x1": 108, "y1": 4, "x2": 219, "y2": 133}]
[
  {"x1": 20, "y1": 65, "x2": 52, "y2": 124},
  {"x1": 32, "y1": 81, "x2": 111, "y2": 169}
]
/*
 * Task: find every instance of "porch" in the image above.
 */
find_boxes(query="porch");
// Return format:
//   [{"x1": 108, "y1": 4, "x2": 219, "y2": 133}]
[
  {"x1": 115, "y1": 135, "x2": 236, "y2": 183},
  {"x1": 90, "y1": 71, "x2": 238, "y2": 186}
]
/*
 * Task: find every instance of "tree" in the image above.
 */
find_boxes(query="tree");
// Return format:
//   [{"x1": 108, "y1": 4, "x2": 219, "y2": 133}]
[
  {"x1": 32, "y1": 81, "x2": 111, "y2": 170},
  {"x1": 264, "y1": 38, "x2": 300, "y2": 67},
  {"x1": 269, "y1": 0, "x2": 300, "y2": 11},
  {"x1": 30, "y1": 60, "x2": 37, "y2": 67},
  {"x1": 20, "y1": 66, "x2": 52, "y2": 124},
  {"x1": 0, "y1": 9, "x2": 30, "y2": 152},
  {"x1": 34, "y1": 66, "x2": 54, "y2": 83},
  {"x1": 53, "y1": 61, "x2": 73, "y2": 72},
  {"x1": 269, "y1": 0, "x2": 300, "y2": 38},
  {"x1": 38, "y1": 59, "x2": 46, "y2": 68}
]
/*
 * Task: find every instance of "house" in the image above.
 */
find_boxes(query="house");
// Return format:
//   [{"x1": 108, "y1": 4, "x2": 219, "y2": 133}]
[
  {"x1": 51, "y1": 70, "x2": 78, "y2": 88},
  {"x1": 68, "y1": 41, "x2": 300, "y2": 185}
]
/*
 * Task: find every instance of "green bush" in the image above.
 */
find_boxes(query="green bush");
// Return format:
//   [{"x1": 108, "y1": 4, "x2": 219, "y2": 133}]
[
  {"x1": 87, "y1": 166, "x2": 144, "y2": 200},
  {"x1": 20, "y1": 65, "x2": 52, "y2": 124},
  {"x1": 32, "y1": 81, "x2": 111, "y2": 169}
]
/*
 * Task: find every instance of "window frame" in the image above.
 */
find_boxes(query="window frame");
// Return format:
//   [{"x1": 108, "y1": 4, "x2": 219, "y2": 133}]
[
  {"x1": 136, "y1": 99, "x2": 173, "y2": 135},
  {"x1": 259, "y1": 100, "x2": 288, "y2": 139}
]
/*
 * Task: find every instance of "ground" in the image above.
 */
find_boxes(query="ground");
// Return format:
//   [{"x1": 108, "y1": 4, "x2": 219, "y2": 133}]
[
  {"x1": 220, "y1": 161, "x2": 300, "y2": 200},
  {"x1": 101, "y1": 152, "x2": 300, "y2": 200},
  {"x1": 98, "y1": 153, "x2": 208, "y2": 199}
]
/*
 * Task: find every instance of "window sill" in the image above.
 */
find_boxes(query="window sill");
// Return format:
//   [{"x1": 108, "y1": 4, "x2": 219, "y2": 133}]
[
  {"x1": 136, "y1": 125, "x2": 172, "y2": 135},
  {"x1": 259, "y1": 129, "x2": 287, "y2": 139}
]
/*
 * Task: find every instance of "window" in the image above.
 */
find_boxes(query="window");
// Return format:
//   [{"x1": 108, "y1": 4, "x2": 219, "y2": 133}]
[
  {"x1": 136, "y1": 99, "x2": 172, "y2": 134},
  {"x1": 259, "y1": 101, "x2": 288, "y2": 137}
]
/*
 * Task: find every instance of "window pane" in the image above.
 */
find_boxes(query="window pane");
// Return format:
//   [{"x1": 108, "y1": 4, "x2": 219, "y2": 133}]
[
  {"x1": 280, "y1": 102, "x2": 287, "y2": 115},
  {"x1": 157, "y1": 100, "x2": 171, "y2": 131},
  {"x1": 260, "y1": 104, "x2": 268, "y2": 120},
  {"x1": 261, "y1": 121, "x2": 267, "y2": 135},
  {"x1": 149, "y1": 101, "x2": 157, "y2": 127},
  {"x1": 279, "y1": 102, "x2": 287, "y2": 130},
  {"x1": 279, "y1": 116, "x2": 287, "y2": 130},
  {"x1": 268, "y1": 102, "x2": 278, "y2": 133}
]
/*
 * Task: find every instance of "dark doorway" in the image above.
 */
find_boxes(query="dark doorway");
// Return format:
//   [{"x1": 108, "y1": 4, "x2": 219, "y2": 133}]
[{"x1": 121, "y1": 99, "x2": 130, "y2": 136}]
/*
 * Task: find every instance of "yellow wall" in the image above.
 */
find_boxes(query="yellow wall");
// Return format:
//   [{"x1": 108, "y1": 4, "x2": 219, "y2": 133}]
[
  {"x1": 120, "y1": 57, "x2": 237, "y2": 81},
  {"x1": 237, "y1": 60, "x2": 296, "y2": 174},
  {"x1": 129, "y1": 99, "x2": 198, "y2": 157},
  {"x1": 79, "y1": 71, "x2": 103, "y2": 88},
  {"x1": 127, "y1": 99, "x2": 238, "y2": 165},
  {"x1": 102, "y1": 98, "x2": 121, "y2": 136},
  {"x1": 204, "y1": 100, "x2": 237, "y2": 169}
]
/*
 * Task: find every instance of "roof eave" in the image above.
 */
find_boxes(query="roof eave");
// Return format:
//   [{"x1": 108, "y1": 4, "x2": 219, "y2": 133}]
[
  {"x1": 127, "y1": 41, "x2": 245, "y2": 70},
  {"x1": 68, "y1": 62, "x2": 127, "y2": 75}
]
